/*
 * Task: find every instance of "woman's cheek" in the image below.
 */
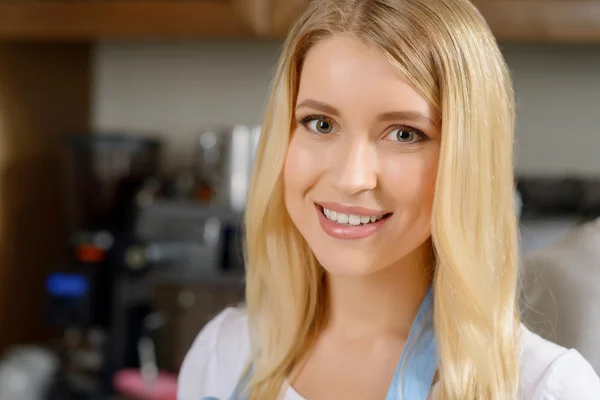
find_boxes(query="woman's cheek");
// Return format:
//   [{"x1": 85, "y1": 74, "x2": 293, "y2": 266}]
[{"x1": 285, "y1": 134, "x2": 329, "y2": 189}]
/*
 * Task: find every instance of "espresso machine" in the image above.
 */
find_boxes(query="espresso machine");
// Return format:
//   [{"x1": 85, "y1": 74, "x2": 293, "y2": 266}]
[
  {"x1": 85, "y1": 125, "x2": 258, "y2": 383},
  {"x1": 44, "y1": 133, "x2": 163, "y2": 397},
  {"x1": 108, "y1": 125, "x2": 261, "y2": 374},
  {"x1": 119, "y1": 124, "x2": 261, "y2": 277},
  {"x1": 62, "y1": 134, "x2": 163, "y2": 326}
]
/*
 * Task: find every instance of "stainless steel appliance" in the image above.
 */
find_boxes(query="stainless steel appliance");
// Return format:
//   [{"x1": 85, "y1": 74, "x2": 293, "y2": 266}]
[
  {"x1": 65, "y1": 134, "x2": 162, "y2": 235},
  {"x1": 109, "y1": 200, "x2": 245, "y2": 377},
  {"x1": 195, "y1": 125, "x2": 261, "y2": 212},
  {"x1": 123, "y1": 200, "x2": 244, "y2": 274},
  {"x1": 49, "y1": 134, "x2": 163, "y2": 396}
]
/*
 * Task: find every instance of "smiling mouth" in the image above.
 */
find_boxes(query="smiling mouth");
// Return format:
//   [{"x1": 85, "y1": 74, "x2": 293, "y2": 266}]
[{"x1": 316, "y1": 204, "x2": 392, "y2": 226}]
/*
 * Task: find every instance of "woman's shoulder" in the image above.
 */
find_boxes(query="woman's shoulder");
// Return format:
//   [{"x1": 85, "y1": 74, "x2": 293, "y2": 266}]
[
  {"x1": 178, "y1": 307, "x2": 251, "y2": 400},
  {"x1": 176, "y1": 311, "x2": 600, "y2": 399},
  {"x1": 519, "y1": 324, "x2": 600, "y2": 399}
]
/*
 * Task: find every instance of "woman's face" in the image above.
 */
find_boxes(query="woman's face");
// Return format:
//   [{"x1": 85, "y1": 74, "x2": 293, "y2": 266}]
[{"x1": 283, "y1": 35, "x2": 441, "y2": 277}]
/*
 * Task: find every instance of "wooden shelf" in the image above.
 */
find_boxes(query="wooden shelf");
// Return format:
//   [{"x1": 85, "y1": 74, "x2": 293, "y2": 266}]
[
  {"x1": 0, "y1": 1, "x2": 254, "y2": 41},
  {"x1": 1, "y1": 0, "x2": 600, "y2": 42},
  {"x1": 473, "y1": 1, "x2": 600, "y2": 42}
]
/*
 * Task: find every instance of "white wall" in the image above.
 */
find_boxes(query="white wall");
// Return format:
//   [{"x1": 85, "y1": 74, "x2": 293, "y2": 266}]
[
  {"x1": 93, "y1": 40, "x2": 281, "y2": 170},
  {"x1": 93, "y1": 41, "x2": 600, "y2": 174},
  {"x1": 502, "y1": 43, "x2": 600, "y2": 175}
]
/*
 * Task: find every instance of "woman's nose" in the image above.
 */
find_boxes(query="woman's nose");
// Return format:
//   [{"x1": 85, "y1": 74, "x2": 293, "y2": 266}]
[{"x1": 333, "y1": 139, "x2": 378, "y2": 195}]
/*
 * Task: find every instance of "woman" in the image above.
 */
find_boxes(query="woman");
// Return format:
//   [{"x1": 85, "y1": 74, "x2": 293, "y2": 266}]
[{"x1": 179, "y1": 0, "x2": 600, "y2": 399}]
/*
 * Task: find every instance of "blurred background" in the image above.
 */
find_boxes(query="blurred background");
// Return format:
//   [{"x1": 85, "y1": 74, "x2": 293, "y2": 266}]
[{"x1": 0, "y1": 1, "x2": 599, "y2": 399}]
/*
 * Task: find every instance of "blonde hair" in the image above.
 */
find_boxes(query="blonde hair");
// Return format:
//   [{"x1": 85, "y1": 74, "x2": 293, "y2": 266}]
[{"x1": 243, "y1": 0, "x2": 520, "y2": 399}]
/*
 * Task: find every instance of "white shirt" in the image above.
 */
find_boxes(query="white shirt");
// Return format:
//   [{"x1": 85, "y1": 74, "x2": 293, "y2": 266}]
[
  {"x1": 178, "y1": 307, "x2": 600, "y2": 400},
  {"x1": 521, "y1": 218, "x2": 600, "y2": 373}
]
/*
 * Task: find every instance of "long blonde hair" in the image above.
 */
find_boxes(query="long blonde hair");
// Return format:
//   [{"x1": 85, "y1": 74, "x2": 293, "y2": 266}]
[{"x1": 243, "y1": 0, "x2": 520, "y2": 398}]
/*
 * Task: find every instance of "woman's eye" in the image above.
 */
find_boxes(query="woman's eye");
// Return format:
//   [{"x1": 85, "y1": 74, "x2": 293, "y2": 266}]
[
  {"x1": 385, "y1": 127, "x2": 424, "y2": 143},
  {"x1": 303, "y1": 117, "x2": 336, "y2": 134}
]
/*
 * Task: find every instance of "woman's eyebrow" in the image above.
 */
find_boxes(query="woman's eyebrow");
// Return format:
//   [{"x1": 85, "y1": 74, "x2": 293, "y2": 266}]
[
  {"x1": 377, "y1": 111, "x2": 437, "y2": 126},
  {"x1": 296, "y1": 98, "x2": 437, "y2": 126},
  {"x1": 296, "y1": 99, "x2": 340, "y2": 117}
]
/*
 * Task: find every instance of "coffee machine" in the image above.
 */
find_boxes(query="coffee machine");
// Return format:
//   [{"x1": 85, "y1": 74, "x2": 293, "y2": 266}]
[
  {"x1": 61, "y1": 134, "x2": 163, "y2": 327},
  {"x1": 44, "y1": 133, "x2": 163, "y2": 397}
]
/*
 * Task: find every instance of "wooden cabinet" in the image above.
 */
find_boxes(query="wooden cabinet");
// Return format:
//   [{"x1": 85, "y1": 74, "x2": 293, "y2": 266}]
[
  {"x1": 473, "y1": 1, "x2": 600, "y2": 42},
  {"x1": 0, "y1": 1, "x2": 254, "y2": 40},
  {"x1": 0, "y1": 0, "x2": 600, "y2": 41},
  {"x1": 0, "y1": 43, "x2": 90, "y2": 353},
  {"x1": 232, "y1": 0, "x2": 310, "y2": 36},
  {"x1": 270, "y1": 0, "x2": 311, "y2": 36}
]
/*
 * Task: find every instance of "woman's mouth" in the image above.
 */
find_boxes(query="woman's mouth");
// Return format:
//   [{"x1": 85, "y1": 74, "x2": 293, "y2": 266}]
[
  {"x1": 315, "y1": 204, "x2": 392, "y2": 240},
  {"x1": 320, "y1": 206, "x2": 391, "y2": 226}
]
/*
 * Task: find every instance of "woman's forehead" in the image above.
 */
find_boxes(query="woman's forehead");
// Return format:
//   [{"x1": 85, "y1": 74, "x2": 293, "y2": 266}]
[{"x1": 296, "y1": 35, "x2": 439, "y2": 127}]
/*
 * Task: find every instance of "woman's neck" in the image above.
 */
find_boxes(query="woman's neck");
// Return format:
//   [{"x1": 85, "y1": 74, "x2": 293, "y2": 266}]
[{"x1": 323, "y1": 240, "x2": 433, "y2": 340}]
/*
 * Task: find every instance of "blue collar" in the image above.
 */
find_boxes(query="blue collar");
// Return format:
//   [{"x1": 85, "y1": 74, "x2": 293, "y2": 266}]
[
  {"x1": 217, "y1": 286, "x2": 437, "y2": 400},
  {"x1": 385, "y1": 285, "x2": 437, "y2": 400}
]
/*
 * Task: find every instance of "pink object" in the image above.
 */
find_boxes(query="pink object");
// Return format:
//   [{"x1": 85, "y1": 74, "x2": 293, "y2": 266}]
[{"x1": 113, "y1": 368, "x2": 178, "y2": 400}]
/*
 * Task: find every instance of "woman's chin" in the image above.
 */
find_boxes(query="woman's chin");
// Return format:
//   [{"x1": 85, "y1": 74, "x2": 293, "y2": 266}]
[{"x1": 316, "y1": 253, "x2": 384, "y2": 278}]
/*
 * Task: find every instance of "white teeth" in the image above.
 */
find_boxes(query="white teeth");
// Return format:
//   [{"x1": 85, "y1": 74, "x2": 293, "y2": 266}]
[
  {"x1": 348, "y1": 215, "x2": 361, "y2": 225},
  {"x1": 322, "y1": 208, "x2": 384, "y2": 225}
]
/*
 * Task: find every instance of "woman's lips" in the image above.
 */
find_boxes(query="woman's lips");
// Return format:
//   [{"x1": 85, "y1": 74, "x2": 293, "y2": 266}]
[
  {"x1": 315, "y1": 204, "x2": 391, "y2": 240},
  {"x1": 317, "y1": 201, "x2": 389, "y2": 217}
]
